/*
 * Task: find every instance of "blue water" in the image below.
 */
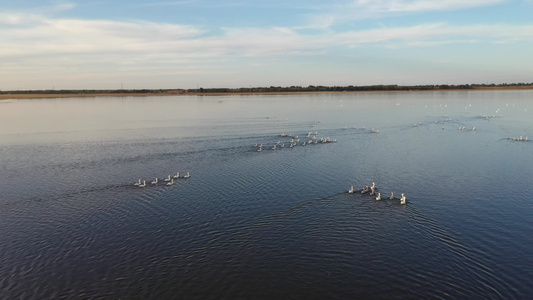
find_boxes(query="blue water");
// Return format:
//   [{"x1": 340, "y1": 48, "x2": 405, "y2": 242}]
[{"x1": 1, "y1": 91, "x2": 532, "y2": 299}]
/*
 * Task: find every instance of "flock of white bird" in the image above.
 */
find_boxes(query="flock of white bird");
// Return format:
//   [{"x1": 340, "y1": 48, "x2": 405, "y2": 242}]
[
  {"x1": 458, "y1": 126, "x2": 475, "y2": 131},
  {"x1": 507, "y1": 136, "x2": 529, "y2": 142},
  {"x1": 133, "y1": 171, "x2": 191, "y2": 188},
  {"x1": 348, "y1": 182, "x2": 407, "y2": 205},
  {"x1": 254, "y1": 131, "x2": 337, "y2": 152}
]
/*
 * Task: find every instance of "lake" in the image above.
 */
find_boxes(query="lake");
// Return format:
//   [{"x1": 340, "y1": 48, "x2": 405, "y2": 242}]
[{"x1": 1, "y1": 91, "x2": 532, "y2": 299}]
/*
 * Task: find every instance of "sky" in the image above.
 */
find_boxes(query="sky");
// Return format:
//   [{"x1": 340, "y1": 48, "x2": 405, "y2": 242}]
[{"x1": 1, "y1": 0, "x2": 532, "y2": 90}]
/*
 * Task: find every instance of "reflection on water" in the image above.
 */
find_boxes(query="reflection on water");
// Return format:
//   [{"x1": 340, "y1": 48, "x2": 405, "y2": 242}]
[{"x1": 1, "y1": 91, "x2": 532, "y2": 299}]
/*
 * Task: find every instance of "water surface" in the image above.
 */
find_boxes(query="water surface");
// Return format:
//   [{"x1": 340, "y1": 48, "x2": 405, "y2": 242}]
[{"x1": 1, "y1": 91, "x2": 532, "y2": 299}]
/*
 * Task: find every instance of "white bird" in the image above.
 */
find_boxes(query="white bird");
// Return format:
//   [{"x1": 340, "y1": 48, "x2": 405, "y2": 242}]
[
  {"x1": 472, "y1": 126, "x2": 476, "y2": 131},
  {"x1": 390, "y1": 192, "x2": 394, "y2": 200},
  {"x1": 400, "y1": 193, "x2": 407, "y2": 205},
  {"x1": 164, "y1": 175, "x2": 171, "y2": 182},
  {"x1": 375, "y1": 192, "x2": 381, "y2": 201},
  {"x1": 139, "y1": 180, "x2": 146, "y2": 188},
  {"x1": 134, "y1": 179, "x2": 141, "y2": 186},
  {"x1": 174, "y1": 172, "x2": 180, "y2": 179},
  {"x1": 348, "y1": 186, "x2": 354, "y2": 194},
  {"x1": 183, "y1": 172, "x2": 191, "y2": 179},
  {"x1": 151, "y1": 178, "x2": 158, "y2": 185},
  {"x1": 370, "y1": 186, "x2": 375, "y2": 196},
  {"x1": 371, "y1": 182, "x2": 376, "y2": 189},
  {"x1": 166, "y1": 179, "x2": 174, "y2": 186}
]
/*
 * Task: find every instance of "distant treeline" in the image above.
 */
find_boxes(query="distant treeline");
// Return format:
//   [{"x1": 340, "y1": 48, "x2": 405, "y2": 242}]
[
  {"x1": 0, "y1": 89, "x2": 170, "y2": 95},
  {"x1": 1, "y1": 83, "x2": 532, "y2": 95}
]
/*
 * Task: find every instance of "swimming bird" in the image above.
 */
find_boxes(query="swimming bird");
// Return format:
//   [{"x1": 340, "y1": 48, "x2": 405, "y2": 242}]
[
  {"x1": 400, "y1": 193, "x2": 406, "y2": 205},
  {"x1": 151, "y1": 178, "x2": 158, "y2": 185},
  {"x1": 390, "y1": 192, "x2": 394, "y2": 200},
  {"x1": 174, "y1": 172, "x2": 180, "y2": 179},
  {"x1": 134, "y1": 179, "x2": 141, "y2": 186},
  {"x1": 166, "y1": 179, "x2": 174, "y2": 186},
  {"x1": 375, "y1": 192, "x2": 381, "y2": 201},
  {"x1": 164, "y1": 175, "x2": 171, "y2": 182},
  {"x1": 348, "y1": 186, "x2": 354, "y2": 194},
  {"x1": 139, "y1": 180, "x2": 146, "y2": 188},
  {"x1": 183, "y1": 172, "x2": 191, "y2": 179},
  {"x1": 370, "y1": 186, "x2": 375, "y2": 196},
  {"x1": 361, "y1": 186, "x2": 369, "y2": 194}
]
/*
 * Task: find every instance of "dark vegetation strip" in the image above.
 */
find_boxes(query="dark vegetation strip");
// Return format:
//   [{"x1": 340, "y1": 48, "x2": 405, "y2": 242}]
[{"x1": 2, "y1": 83, "x2": 532, "y2": 96}]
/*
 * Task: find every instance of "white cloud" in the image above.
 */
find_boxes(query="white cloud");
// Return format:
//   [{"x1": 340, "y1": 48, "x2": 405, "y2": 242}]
[
  {"x1": 353, "y1": 0, "x2": 508, "y2": 12},
  {"x1": 136, "y1": 1, "x2": 198, "y2": 7},
  {"x1": 1, "y1": 13, "x2": 532, "y2": 64},
  {"x1": 299, "y1": 0, "x2": 509, "y2": 29}
]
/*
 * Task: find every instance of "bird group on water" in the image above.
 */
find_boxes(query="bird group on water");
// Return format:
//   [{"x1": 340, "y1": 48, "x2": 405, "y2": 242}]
[
  {"x1": 254, "y1": 131, "x2": 337, "y2": 152},
  {"x1": 133, "y1": 171, "x2": 191, "y2": 187},
  {"x1": 506, "y1": 136, "x2": 529, "y2": 142},
  {"x1": 348, "y1": 182, "x2": 407, "y2": 205},
  {"x1": 459, "y1": 126, "x2": 475, "y2": 131}
]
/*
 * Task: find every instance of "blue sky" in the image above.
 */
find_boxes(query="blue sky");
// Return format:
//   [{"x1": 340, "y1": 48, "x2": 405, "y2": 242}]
[{"x1": 1, "y1": 0, "x2": 532, "y2": 90}]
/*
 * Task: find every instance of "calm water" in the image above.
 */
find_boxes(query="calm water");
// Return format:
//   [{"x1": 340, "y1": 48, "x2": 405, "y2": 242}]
[{"x1": 1, "y1": 91, "x2": 532, "y2": 299}]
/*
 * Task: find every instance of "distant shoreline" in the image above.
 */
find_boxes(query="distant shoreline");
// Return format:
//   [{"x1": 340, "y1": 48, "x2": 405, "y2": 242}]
[{"x1": 1, "y1": 85, "x2": 532, "y2": 100}]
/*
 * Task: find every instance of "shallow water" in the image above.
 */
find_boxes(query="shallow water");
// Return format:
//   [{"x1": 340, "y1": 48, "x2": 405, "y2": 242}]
[{"x1": 1, "y1": 91, "x2": 532, "y2": 299}]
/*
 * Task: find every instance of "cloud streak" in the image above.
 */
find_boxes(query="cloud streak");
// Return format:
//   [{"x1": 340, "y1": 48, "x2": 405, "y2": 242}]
[
  {"x1": 352, "y1": 0, "x2": 508, "y2": 12},
  {"x1": 1, "y1": 14, "x2": 531, "y2": 61}
]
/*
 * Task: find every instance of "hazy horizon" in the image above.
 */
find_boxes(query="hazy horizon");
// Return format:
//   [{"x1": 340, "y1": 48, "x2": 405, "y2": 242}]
[{"x1": 2, "y1": 0, "x2": 532, "y2": 90}]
